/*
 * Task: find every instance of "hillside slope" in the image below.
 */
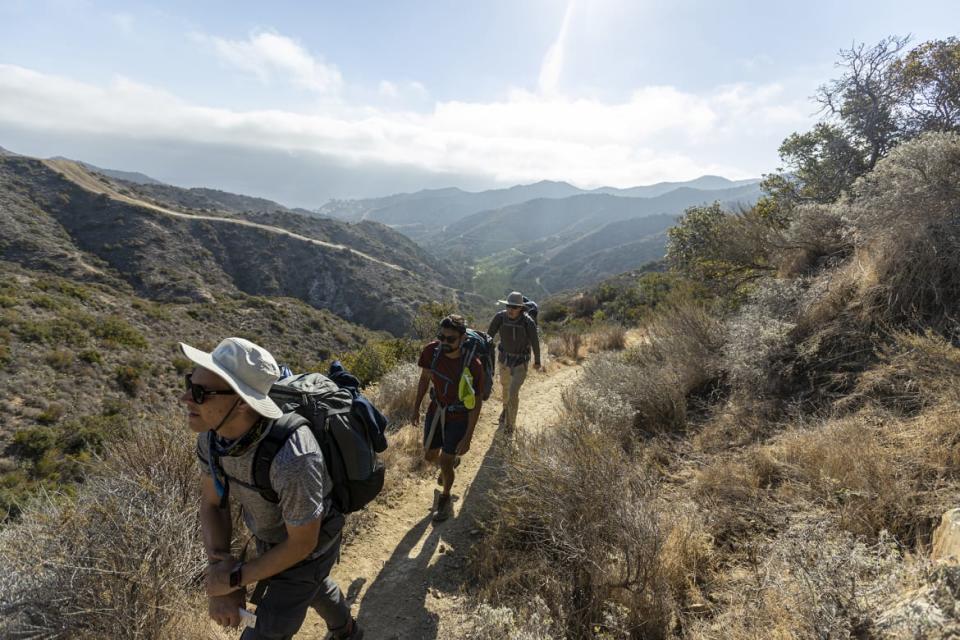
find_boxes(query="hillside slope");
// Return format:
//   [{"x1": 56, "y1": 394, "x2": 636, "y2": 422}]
[{"x1": 0, "y1": 156, "x2": 475, "y2": 334}]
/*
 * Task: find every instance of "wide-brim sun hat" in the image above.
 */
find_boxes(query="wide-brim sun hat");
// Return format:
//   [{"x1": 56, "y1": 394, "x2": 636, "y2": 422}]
[
  {"x1": 497, "y1": 291, "x2": 525, "y2": 307},
  {"x1": 179, "y1": 337, "x2": 283, "y2": 419}
]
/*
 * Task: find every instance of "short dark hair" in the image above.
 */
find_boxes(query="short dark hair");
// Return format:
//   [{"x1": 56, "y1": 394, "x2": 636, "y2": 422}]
[{"x1": 439, "y1": 314, "x2": 467, "y2": 334}]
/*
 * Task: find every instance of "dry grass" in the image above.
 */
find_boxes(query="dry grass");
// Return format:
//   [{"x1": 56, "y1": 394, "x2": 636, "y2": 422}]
[
  {"x1": 588, "y1": 323, "x2": 628, "y2": 352},
  {"x1": 379, "y1": 423, "x2": 431, "y2": 480},
  {"x1": 368, "y1": 362, "x2": 420, "y2": 430},
  {"x1": 547, "y1": 330, "x2": 583, "y2": 361},
  {"x1": 0, "y1": 414, "x2": 208, "y2": 639},
  {"x1": 563, "y1": 302, "x2": 722, "y2": 439},
  {"x1": 472, "y1": 419, "x2": 677, "y2": 639}
]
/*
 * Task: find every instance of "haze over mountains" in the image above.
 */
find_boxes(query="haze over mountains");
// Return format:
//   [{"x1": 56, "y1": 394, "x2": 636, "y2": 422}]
[
  {"x1": 317, "y1": 175, "x2": 761, "y2": 237},
  {"x1": 0, "y1": 144, "x2": 764, "y2": 318}
]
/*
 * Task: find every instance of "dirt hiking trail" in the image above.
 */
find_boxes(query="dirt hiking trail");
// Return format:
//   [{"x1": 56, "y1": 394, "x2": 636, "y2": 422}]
[
  {"x1": 42, "y1": 159, "x2": 408, "y2": 273},
  {"x1": 300, "y1": 357, "x2": 586, "y2": 639}
]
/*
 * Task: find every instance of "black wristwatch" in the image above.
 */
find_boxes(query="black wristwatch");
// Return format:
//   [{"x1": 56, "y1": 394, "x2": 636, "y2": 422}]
[{"x1": 229, "y1": 563, "x2": 244, "y2": 589}]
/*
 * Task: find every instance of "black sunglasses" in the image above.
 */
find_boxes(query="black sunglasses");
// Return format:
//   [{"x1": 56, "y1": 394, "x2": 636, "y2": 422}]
[
  {"x1": 436, "y1": 333, "x2": 460, "y2": 344},
  {"x1": 184, "y1": 373, "x2": 237, "y2": 404}
]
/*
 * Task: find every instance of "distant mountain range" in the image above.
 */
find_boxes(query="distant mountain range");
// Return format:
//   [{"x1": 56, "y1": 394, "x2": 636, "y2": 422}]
[
  {"x1": 416, "y1": 181, "x2": 763, "y2": 296},
  {"x1": 2, "y1": 146, "x2": 765, "y2": 307},
  {"x1": 316, "y1": 175, "x2": 760, "y2": 237},
  {"x1": 432, "y1": 183, "x2": 762, "y2": 259}
]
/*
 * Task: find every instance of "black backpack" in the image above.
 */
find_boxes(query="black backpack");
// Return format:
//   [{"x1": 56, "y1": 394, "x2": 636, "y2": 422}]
[
  {"x1": 523, "y1": 296, "x2": 539, "y2": 325},
  {"x1": 248, "y1": 372, "x2": 386, "y2": 514},
  {"x1": 429, "y1": 328, "x2": 495, "y2": 403}
]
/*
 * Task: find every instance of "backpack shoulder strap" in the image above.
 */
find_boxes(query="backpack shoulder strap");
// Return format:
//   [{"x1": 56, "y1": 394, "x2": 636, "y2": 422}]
[{"x1": 251, "y1": 413, "x2": 310, "y2": 503}]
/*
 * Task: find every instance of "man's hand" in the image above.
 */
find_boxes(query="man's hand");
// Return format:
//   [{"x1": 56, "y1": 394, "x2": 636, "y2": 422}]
[
  {"x1": 209, "y1": 590, "x2": 245, "y2": 628},
  {"x1": 410, "y1": 408, "x2": 421, "y2": 426},
  {"x1": 207, "y1": 557, "x2": 240, "y2": 597},
  {"x1": 456, "y1": 435, "x2": 472, "y2": 456}
]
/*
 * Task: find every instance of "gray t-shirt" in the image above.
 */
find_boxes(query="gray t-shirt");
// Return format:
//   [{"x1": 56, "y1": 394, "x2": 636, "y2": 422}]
[{"x1": 197, "y1": 423, "x2": 335, "y2": 550}]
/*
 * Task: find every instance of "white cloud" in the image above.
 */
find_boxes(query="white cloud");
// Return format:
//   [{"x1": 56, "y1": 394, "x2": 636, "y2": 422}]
[
  {"x1": 197, "y1": 30, "x2": 342, "y2": 94},
  {"x1": 0, "y1": 63, "x2": 812, "y2": 187},
  {"x1": 378, "y1": 79, "x2": 429, "y2": 102},
  {"x1": 538, "y1": 0, "x2": 577, "y2": 95}
]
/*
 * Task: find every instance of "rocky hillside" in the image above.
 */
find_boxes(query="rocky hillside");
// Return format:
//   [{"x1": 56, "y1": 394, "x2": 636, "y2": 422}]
[
  {"x1": 0, "y1": 258, "x2": 379, "y2": 517},
  {"x1": 0, "y1": 155, "x2": 477, "y2": 335}
]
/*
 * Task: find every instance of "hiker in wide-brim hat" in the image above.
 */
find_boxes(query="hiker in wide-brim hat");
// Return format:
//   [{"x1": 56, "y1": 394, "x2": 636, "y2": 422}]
[
  {"x1": 179, "y1": 337, "x2": 363, "y2": 639},
  {"x1": 488, "y1": 291, "x2": 542, "y2": 432}
]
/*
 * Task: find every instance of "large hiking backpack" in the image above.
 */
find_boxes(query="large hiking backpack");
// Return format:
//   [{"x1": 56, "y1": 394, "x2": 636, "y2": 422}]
[
  {"x1": 249, "y1": 372, "x2": 386, "y2": 514},
  {"x1": 430, "y1": 328, "x2": 495, "y2": 403},
  {"x1": 522, "y1": 296, "x2": 539, "y2": 325}
]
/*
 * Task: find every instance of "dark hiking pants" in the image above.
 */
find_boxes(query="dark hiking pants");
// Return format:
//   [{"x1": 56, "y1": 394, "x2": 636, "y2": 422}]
[{"x1": 240, "y1": 536, "x2": 350, "y2": 639}]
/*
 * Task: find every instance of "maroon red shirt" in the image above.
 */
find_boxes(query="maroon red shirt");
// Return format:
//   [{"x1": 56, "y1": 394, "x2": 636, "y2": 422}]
[{"x1": 418, "y1": 341, "x2": 485, "y2": 408}]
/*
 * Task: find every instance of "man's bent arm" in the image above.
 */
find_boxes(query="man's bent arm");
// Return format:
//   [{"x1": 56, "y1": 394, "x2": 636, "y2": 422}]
[
  {"x1": 199, "y1": 474, "x2": 233, "y2": 561},
  {"x1": 526, "y1": 317, "x2": 541, "y2": 365},
  {"x1": 487, "y1": 313, "x2": 502, "y2": 338},
  {"x1": 237, "y1": 519, "x2": 322, "y2": 586},
  {"x1": 412, "y1": 367, "x2": 430, "y2": 421},
  {"x1": 465, "y1": 397, "x2": 482, "y2": 440}
]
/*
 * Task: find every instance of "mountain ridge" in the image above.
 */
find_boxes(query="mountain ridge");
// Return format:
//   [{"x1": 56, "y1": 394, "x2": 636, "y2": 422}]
[
  {"x1": 0, "y1": 155, "x2": 478, "y2": 335},
  {"x1": 316, "y1": 175, "x2": 760, "y2": 238}
]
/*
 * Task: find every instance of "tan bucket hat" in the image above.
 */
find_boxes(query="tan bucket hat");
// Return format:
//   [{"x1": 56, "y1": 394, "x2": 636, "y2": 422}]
[{"x1": 179, "y1": 337, "x2": 283, "y2": 419}]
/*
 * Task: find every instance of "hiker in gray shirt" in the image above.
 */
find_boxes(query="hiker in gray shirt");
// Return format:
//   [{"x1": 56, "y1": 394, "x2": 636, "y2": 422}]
[
  {"x1": 179, "y1": 337, "x2": 363, "y2": 639},
  {"x1": 488, "y1": 291, "x2": 542, "y2": 431}
]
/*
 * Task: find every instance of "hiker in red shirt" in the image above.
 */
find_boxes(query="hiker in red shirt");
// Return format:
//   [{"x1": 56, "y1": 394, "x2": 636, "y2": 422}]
[{"x1": 410, "y1": 314, "x2": 484, "y2": 522}]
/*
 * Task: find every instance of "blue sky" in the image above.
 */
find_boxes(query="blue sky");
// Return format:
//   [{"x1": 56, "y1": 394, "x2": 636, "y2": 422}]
[{"x1": 1, "y1": 0, "x2": 958, "y2": 204}]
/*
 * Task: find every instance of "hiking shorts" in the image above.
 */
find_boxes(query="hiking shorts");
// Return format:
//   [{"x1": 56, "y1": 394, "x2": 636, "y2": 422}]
[{"x1": 423, "y1": 405, "x2": 468, "y2": 455}]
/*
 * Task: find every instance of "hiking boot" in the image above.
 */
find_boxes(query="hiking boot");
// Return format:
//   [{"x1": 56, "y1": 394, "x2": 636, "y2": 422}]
[
  {"x1": 433, "y1": 494, "x2": 452, "y2": 522},
  {"x1": 436, "y1": 456, "x2": 461, "y2": 485},
  {"x1": 332, "y1": 617, "x2": 364, "y2": 639}
]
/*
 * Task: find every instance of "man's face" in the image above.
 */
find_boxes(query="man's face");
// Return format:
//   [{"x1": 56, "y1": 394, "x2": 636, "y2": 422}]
[
  {"x1": 506, "y1": 305, "x2": 523, "y2": 320},
  {"x1": 438, "y1": 329, "x2": 462, "y2": 353},
  {"x1": 180, "y1": 367, "x2": 240, "y2": 433}
]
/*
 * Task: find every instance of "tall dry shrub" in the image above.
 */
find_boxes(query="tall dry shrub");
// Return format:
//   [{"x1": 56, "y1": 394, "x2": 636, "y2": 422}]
[
  {"x1": 687, "y1": 519, "x2": 902, "y2": 639},
  {"x1": 474, "y1": 420, "x2": 674, "y2": 639},
  {"x1": 369, "y1": 362, "x2": 420, "y2": 429},
  {"x1": 547, "y1": 330, "x2": 583, "y2": 360},
  {"x1": 838, "y1": 132, "x2": 960, "y2": 329},
  {"x1": 0, "y1": 418, "x2": 206, "y2": 640},
  {"x1": 589, "y1": 324, "x2": 628, "y2": 351},
  {"x1": 564, "y1": 302, "x2": 722, "y2": 438}
]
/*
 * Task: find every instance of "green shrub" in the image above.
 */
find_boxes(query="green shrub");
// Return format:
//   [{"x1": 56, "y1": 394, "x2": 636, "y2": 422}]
[
  {"x1": 17, "y1": 318, "x2": 89, "y2": 346},
  {"x1": 0, "y1": 294, "x2": 17, "y2": 308},
  {"x1": 12, "y1": 427, "x2": 58, "y2": 461},
  {"x1": 115, "y1": 362, "x2": 145, "y2": 395},
  {"x1": 94, "y1": 316, "x2": 147, "y2": 348},
  {"x1": 36, "y1": 403, "x2": 65, "y2": 425},
  {"x1": 29, "y1": 294, "x2": 58, "y2": 310},
  {"x1": 171, "y1": 356, "x2": 192, "y2": 374},
  {"x1": 0, "y1": 469, "x2": 32, "y2": 520},
  {"x1": 338, "y1": 338, "x2": 419, "y2": 387},
  {"x1": 35, "y1": 277, "x2": 91, "y2": 301},
  {"x1": 44, "y1": 349, "x2": 74, "y2": 370},
  {"x1": 78, "y1": 349, "x2": 103, "y2": 365},
  {"x1": 412, "y1": 300, "x2": 460, "y2": 340}
]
